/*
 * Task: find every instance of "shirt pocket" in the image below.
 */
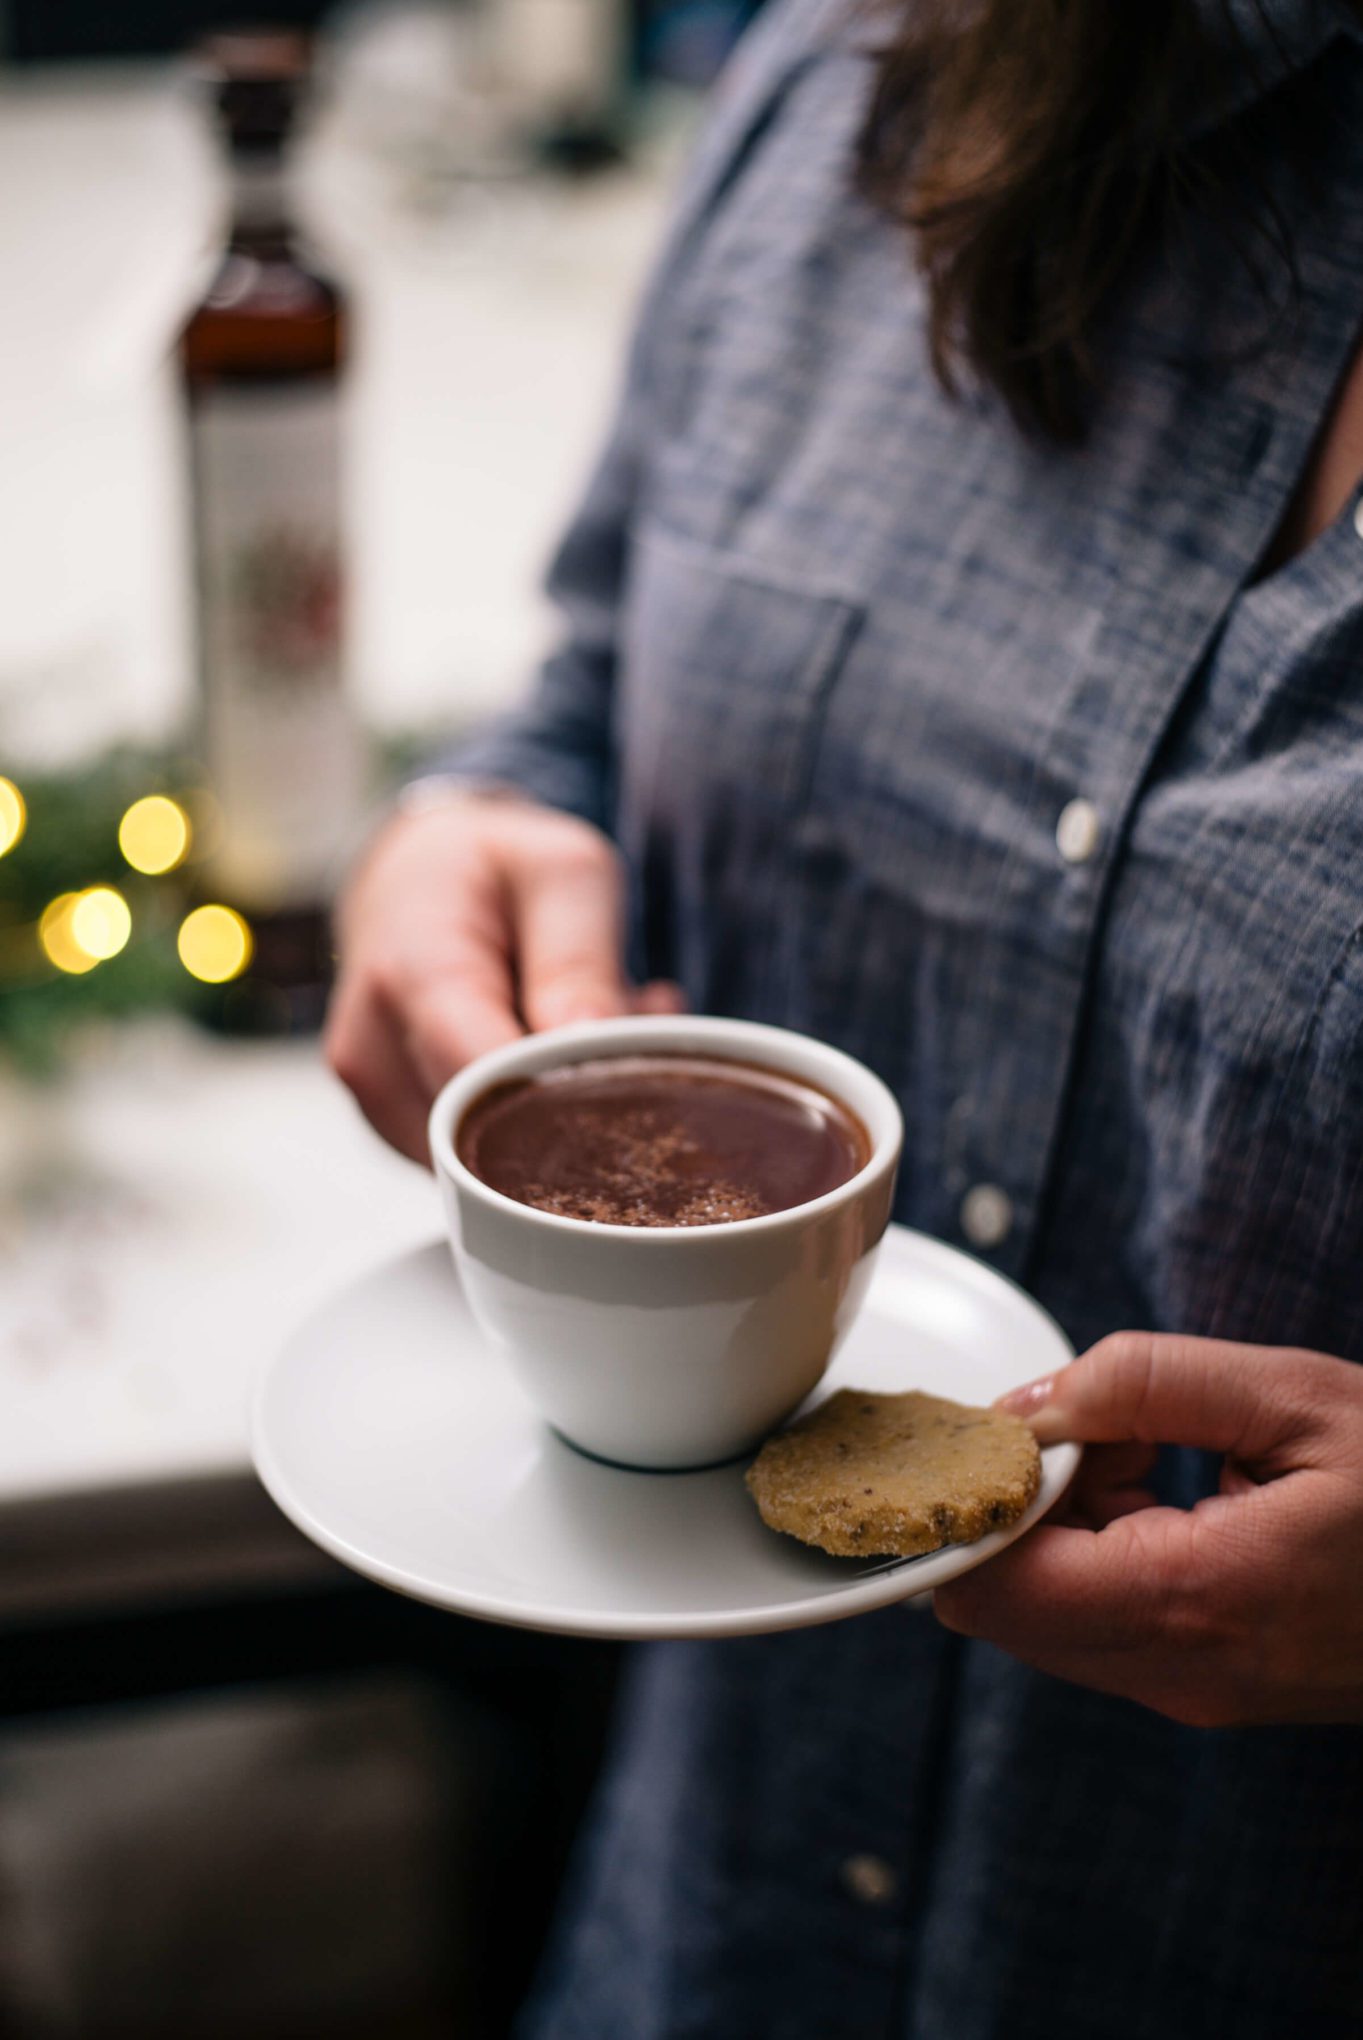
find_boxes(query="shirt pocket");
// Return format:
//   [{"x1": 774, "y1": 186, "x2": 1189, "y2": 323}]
[{"x1": 615, "y1": 521, "x2": 864, "y2": 999}]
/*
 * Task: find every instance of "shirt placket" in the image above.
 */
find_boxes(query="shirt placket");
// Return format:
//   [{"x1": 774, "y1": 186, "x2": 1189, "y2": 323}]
[{"x1": 938, "y1": 400, "x2": 1305, "y2": 1289}]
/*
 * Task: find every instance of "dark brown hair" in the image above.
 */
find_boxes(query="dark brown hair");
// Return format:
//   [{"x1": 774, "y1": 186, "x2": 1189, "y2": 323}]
[{"x1": 857, "y1": 0, "x2": 1293, "y2": 441}]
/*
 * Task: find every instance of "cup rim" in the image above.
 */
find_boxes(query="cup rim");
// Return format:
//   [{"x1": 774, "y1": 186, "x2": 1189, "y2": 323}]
[{"x1": 428, "y1": 1014, "x2": 903, "y2": 1244}]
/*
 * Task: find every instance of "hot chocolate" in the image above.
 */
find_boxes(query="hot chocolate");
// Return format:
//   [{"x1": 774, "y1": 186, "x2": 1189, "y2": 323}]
[{"x1": 456, "y1": 1053, "x2": 870, "y2": 1227}]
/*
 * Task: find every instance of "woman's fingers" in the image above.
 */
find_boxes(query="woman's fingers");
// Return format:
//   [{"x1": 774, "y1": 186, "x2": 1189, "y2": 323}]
[
  {"x1": 942, "y1": 1339, "x2": 1363, "y2": 1727},
  {"x1": 400, "y1": 964, "x2": 524, "y2": 1096},
  {"x1": 399, "y1": 875, "x2": 526, "y2": 1092},
  {"x1": 935, "y1": 1506, "x2": 1201, "y2": 1664},
  {"x1": 1058, "y1": 1439, "x2": 1158, "y2": 1529},
  {"x1": 330, "y1": 794, "x2": 683, "y2": 1169},
  {"x1": 334, "y1": 799, "x2": 529, "y2": 1101},
  {"x1": 324, "y1": 976, "x2": 436, "y2": 1164},
  {"x1": 509, "y1": 833, "x2": 635, "y2": 1031},
  {"x1": 1081, "y1": 1484, "x2": 1160, "y2": 1528},
  {"x1": 329, "y1": 795, "x2": 660, "y2": 1155},
  {"x1": 1070, "y1": 1438, "x2": 1158, "y2": 1490},
  {"x1": 633, "y1": 978, "x2": 688, "y2": 1015},
  {"x1": 998, "y1": 1330, "x2": 1337, "y2": 1470},
  {"x1": 946, "y1": 1334, "x2": 1308, "y2": 1671}
]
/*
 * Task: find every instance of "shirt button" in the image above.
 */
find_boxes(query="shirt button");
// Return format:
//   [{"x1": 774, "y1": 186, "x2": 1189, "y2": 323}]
[
  {"x1": 961, "y1": 1182, "x2": 1014, "y2": 1248},
  {"x1": 841, "y1": 1853, "x2": 898, "y2": 1906},
  {"x1": 1055, "y1": 796, "x2": 1101, "y2": 864}
]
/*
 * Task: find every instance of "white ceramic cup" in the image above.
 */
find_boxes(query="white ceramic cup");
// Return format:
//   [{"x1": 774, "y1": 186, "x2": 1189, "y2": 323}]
[{"x1": 429, "y1": 1015, "x2": 903, "y2": 1470}]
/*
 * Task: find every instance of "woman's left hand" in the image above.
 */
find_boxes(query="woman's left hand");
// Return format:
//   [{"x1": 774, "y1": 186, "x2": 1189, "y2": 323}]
[{"x1": 932, "y1": 1332, "x2": 1363, "y2": 1727}]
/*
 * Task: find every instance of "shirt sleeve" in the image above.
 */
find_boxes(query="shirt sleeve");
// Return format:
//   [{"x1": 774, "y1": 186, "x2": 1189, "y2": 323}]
[{"x1": 429, "y1": 0, "x2": 848, "y2": 834}]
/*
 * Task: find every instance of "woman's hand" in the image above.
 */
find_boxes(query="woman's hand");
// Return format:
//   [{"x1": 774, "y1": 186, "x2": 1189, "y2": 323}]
[
  {"x1": 326, "y1": 790, "x2": 681, "y2": 1162},
  {"x1": 933, "y1": 1332, "x2": 1363, "y2": 1727}
]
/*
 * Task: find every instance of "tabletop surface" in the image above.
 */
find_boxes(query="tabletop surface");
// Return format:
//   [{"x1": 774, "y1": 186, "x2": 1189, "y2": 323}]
[{"x1": 0, "y1": 1022, "x2": 440, "y2": 1505}]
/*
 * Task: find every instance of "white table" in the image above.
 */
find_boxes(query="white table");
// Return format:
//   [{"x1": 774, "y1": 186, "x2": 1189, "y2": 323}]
[
  {"x1": 0, "y1": 1022, "x2": 445, "y2": 1615},
  {"x1": 0, "y1": 61, "x2": 675, "y2": 1617}
]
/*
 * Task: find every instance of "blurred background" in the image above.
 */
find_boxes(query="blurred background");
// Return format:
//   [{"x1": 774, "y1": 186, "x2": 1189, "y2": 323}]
[{"x1": 0, "y1": 1, "x2": 756, "y2": 2031}]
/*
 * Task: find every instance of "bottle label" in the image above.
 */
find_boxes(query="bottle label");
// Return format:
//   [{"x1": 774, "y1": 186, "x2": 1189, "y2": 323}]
[{"x1": 192, "y1": 380, "x2": 361, "y2": 912}]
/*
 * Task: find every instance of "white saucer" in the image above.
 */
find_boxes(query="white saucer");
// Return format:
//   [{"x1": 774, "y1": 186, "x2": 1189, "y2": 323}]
[{"x1": 252, "y1": 1224, "x2": 1080, "y2": 1640}]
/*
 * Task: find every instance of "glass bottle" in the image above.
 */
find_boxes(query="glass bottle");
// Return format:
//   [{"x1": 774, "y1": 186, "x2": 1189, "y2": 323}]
[{"x1": 181, "y1": 31, "x2": 362, "y2": 1032}]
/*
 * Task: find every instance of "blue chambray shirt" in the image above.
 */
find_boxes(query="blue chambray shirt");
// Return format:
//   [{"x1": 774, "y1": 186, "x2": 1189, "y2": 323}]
[{"x1": 450, "y1": 0, "x2": 1363, "y2": 2031}]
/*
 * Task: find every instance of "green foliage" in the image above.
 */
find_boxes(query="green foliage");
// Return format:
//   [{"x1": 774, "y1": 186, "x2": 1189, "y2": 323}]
[
  {"x1": 0, "y1": 732, "x2": 444, "y2": 1074},
  {"x1": 0, "y1": 751, "x2": 201, "y2": 1076}
]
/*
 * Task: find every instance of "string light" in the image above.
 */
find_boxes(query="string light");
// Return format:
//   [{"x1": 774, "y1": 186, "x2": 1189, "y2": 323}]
[
  {"x1": 178, "y1": 903, "x2": 252, "y2": 983},
  {"x1": 38, "y1": 886, "x2": 133, "y2": 972},
  {"x1": 119, "y1": 794, "x2": 191, "y2": 875},
  {"x1": 0, "y1": 777, "x2": 25, "y2": 857},
  {"x1": 39, "y1": 894, "x2": 99, "y2": 975},
  {"x1": 70, "y1": 885, "x2": 132, "y2": 960}
]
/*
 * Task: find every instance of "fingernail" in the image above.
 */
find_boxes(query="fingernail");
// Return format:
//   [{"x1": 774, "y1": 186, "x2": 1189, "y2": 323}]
[
  {"x1": 997, "y1": 1375, "x2": 1055, "y2": 1417},
  {"x1": 997, "y1": 1375, "x2": 1070, "y2": 1444},
  {"x1": 632, "y1": 980, "x2": 688, "y2": 1016},
  {"x1": 995, "y1": 1379, "x2": 1069, "y2": 1444}
]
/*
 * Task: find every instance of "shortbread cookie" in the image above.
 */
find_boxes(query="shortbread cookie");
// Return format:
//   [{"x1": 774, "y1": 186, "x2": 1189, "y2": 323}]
[{"x1": 746, "y1": 1389, "x2": 1042, "y2": 1558}]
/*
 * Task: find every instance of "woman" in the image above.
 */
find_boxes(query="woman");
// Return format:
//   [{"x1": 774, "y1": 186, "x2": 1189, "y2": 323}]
[{"x1": 328, "y1": 0, "x2": 1363, "y2": 2030}]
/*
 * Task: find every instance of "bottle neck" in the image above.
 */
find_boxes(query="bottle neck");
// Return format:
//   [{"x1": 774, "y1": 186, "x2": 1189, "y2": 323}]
[{"x1": 227, "y1": 149, "x2": 293, "y2": 240}]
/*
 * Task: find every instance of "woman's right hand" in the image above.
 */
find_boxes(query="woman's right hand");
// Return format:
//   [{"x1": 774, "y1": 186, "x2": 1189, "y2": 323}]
[{"x1": 326, "y1": 789, "x2": 683, "y2": 1162}]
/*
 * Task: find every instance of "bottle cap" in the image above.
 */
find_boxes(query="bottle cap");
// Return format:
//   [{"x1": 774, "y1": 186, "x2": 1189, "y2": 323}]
[{"x1": 191, "y1": 30, "x2": 312, "y2": 155}]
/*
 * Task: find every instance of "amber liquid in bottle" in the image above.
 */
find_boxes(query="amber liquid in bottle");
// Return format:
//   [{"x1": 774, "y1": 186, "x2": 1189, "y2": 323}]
[{"x1": 182, "y1": 35, "x2": 360, "y2": 1033}]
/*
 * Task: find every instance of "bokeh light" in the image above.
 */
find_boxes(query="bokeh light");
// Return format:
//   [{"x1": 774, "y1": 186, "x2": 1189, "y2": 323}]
[
  {"x1": 119, "y1": 794, "x2": 191, "y2": 874},
  {"x1": 178, "y1": 903, "x2": 253, "y2": 983},
  {"x1": 0, "y1": 776, "x2": 26, "y2": 857},
  {"x1": 70, "y1": 885, "x2": 132, "y2": 960},
  {"x1": 39, "y1": 894, "x2": 99, "y2": 975}
]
